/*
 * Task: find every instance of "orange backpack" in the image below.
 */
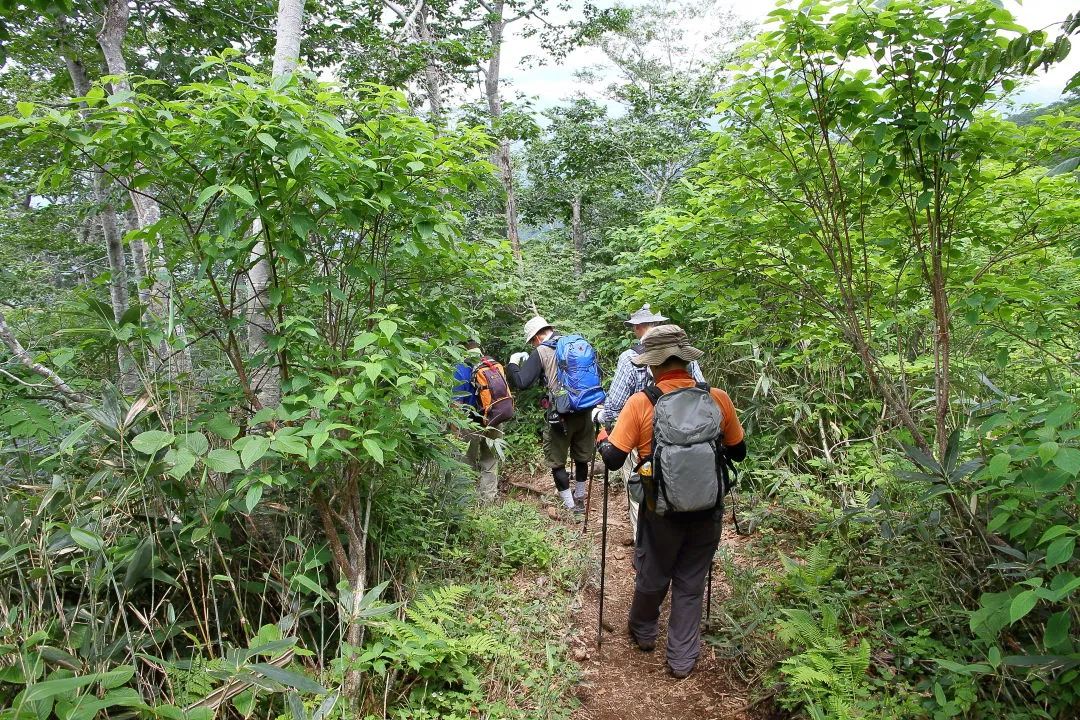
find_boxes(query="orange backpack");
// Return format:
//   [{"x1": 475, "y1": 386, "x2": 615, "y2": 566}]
[{"x1": 473, "y1": 357, "x2": 515, "y2": 427}]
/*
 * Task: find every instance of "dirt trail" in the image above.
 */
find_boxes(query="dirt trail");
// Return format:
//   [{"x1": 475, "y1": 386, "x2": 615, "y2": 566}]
[{"x1": 509, "y1": 469, "x2": 774, "y2": 720}]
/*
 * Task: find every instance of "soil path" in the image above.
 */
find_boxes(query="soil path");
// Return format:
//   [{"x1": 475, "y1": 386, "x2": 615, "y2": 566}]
[{"x1": 508, "y1": 469, "x2": 772, "y2": 720}]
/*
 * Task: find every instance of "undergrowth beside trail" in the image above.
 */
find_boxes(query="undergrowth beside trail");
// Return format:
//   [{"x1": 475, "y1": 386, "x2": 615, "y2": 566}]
[
  {"x1": 708, "y1": 394, "x2": 1080, "y2": 720},
  {"x1": 0, "y1": 476, "x2": 591, "y2": 719}
]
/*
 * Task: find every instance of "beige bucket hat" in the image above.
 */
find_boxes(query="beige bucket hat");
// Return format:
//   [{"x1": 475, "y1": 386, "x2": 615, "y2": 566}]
[
  {"x1": 631, "y1": 324, "x2": 704, "y2": 366},
  {"x1": 523, "y1": 315, "x2": 553, "y2": 344}
]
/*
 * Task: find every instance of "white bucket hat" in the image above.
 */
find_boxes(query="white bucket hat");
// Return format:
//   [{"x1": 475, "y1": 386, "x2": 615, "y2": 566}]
[
  {"x1": 625, "y1": 302, "x2": 669, "y2": 326},
  {"x1": 523, "y1": 315, "x2": 552, "y2": 344}
]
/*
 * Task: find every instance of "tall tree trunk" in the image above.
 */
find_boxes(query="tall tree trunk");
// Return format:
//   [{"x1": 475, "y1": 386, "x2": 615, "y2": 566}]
[
  {"x1": 97, "y1": 194, "x2": 139, "y2": 393},
  {"x1": 417, "y1": 3, "x2": 442, "y2": 123},
  {"x1": 245, "y1": 231, "x2": 278, "y2": 410},
  {"x1": 245, "y1": 0, "x2": 305, "y2": 412},
  {"x1": 271, "y1": 0, "x2": 304, "y2": 76},
  {"x1": 498, "y1": 139, "x2": 522, "y2": 259},
  {"x1": 571, "y1": 192, "x2": 586, "y2": 301},
  {"x1": 483, "y1": 0, "x2": 522, "y2": 261},
  {"x1": 929, "y1": 222, "x2": 951, "y2": 457},
  {"x1": 94, "y1": 1, "x2": 193, "y2": 382},
  {"x1": 484, "y1": 1, "x2": 503, "y2": 121},
  {"x1": 97, "y1": 0, "x2": 129, "y2": 89},
  {"x1": 60, "y1": 29, "x2": 138, "y2": 393},
  {"x1": 125, "y1": 207, "x2": 152, "y2": 311}
]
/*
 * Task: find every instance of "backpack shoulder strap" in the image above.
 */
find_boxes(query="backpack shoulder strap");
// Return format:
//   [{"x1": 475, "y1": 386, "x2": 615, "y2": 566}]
[
  {"x1": 644, "y1": 385, "x2": 663, "y2": 405},
  {"x1": 695, "y1": 381, "x2": 710, "y2": 392}
]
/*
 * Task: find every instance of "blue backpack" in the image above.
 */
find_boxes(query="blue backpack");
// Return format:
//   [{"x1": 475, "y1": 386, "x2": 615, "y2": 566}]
[{"x1": 544, "y1": 334, "x2": 605, "y2": 414}]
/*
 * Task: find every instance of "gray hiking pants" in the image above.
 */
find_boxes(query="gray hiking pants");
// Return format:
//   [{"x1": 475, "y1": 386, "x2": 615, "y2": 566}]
[
  {"x1": 464, "y1": 428, "x2": 500, "y2": 505},
  {"x1": 629, "y1": 509, "x2": 721, "y2": 674}
]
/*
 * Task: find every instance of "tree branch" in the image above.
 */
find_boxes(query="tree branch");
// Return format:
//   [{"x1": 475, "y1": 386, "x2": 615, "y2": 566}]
[{"x1": 0, "y1": 308, "x2": 87, "y2": 403}]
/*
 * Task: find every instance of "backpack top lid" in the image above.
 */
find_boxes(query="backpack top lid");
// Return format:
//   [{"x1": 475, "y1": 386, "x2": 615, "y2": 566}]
[
  {"x1": 648, "y1": 384, "x2": 723, "y2": 446},
  {"x1": 555, "y1": 334, "x2": 594, "y2": 361}
]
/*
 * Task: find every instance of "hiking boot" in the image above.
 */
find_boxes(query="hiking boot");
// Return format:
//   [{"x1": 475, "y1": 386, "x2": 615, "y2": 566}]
[
  {"x1": 667, "y1": 664, "x2": 693, "y2": 680},
  {"x1": 574, "y1": 497, "x2": 586, "y2": 512},
  {"x1": 627, "y1": 623, "x2": 655, "y2": 652},
  {"x1": 572, "y1": 503, "x2": 585, "y2": 516}
]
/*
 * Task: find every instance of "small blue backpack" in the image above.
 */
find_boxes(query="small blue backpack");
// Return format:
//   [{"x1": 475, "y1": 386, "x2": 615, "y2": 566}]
[{"x1": 544, "y1": 334, "x2": 605, "y2": 414}]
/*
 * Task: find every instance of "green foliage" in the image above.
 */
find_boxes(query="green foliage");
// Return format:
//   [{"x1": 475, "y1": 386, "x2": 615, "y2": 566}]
[
  {"x1": 773, "y1": 546, "x2": 873, "y2": 718},
  {"x1": 341, "y1": 585, "x2": 505, "y2": 716},
  {"x1": 777, "y1": 604, "x2": 872, "y2": 720},
  {"x1": 956, "y1": 392, "x2": 1080, "y2": 716},
  {"x1": 603, "y1": 11, "x2": 1080, "y2": 713},
  {"x1": 0, "y1": 54, "x2": 526, "y2": 720},
  {"x1": 522, "y1": 98, "x2": 644, "y2": 233},
  {"x1": 779, "y1": 545, "x2": 838, "y2": 600},
  {"x1": 621, "y1": 0, "x2": 1080, "y2": 470},
  {"x1": 458, "y1": 501, "x2": 556, "y2": 576},
  {"x1": 2, "y1": 1, "x2": 1080, "y2": 718}
]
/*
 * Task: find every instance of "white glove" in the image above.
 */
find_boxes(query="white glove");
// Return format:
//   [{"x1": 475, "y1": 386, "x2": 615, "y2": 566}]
[
  {"x1": 591, "y1": 406, "x2": 605, "y2": 423},
  {"x1": 509, "y1": 351, "x2": 530, "y2": 366}
]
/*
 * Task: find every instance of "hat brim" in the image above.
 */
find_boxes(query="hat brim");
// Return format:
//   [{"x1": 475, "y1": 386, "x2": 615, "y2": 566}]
[
  {"x1": 631, "y1": 345, "x2": 704, "y2": 366},
  {"x1": 624, "y1": 314, "x2": 669, "y2": 326}
]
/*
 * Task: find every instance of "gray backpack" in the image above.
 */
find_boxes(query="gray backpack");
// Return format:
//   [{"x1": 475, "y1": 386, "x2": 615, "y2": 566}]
[{"x1": 644, "y1": 383, "x2": 724, "y2": 515}]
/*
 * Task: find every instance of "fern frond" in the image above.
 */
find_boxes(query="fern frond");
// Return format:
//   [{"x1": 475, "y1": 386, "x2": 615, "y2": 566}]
[
  {"x1": 407, "y1": 585, "x2": 469, "y2": 627},
  {"x1": 820, "y1": 603, "x2": 840, "y2": 634},
  {"x1": 803, "y1": 545, "x2": 838, "y2": 586},
  {"x1": 778, "y1": 609, "x2": 829, "y2": 648},
  {"x1": 783, "y1": 661, "x2": 835, "y2": 689},
  {"x1": 833, "y1": 639, "x2": 871, "y2": 699},
  {"x1": 825, "y1": 694, "x2": 861, "y2": 720},
  {"x1": 458, "y1": 633, "x2": 506, "y2": 659},
  {"x1": 383, "y1": 617, "x2": 429, "y2": 646}
]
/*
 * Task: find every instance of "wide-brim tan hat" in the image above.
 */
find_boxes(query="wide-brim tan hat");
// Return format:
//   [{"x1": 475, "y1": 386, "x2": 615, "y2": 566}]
[
  {"x1": 631, "y1": 324, "x2": 704, "y2": 366},
  {"x1": 624, "y1": 302, "x2": 669, "y2": 326},
  {"x1": 523, "y1": 315, "x2": 552, "y2": 344}
]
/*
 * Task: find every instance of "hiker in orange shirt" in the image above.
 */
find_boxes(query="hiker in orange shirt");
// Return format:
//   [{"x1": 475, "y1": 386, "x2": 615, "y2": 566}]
[{"x1": 597, "y1": 325, "x2": 746, "y2": 679}]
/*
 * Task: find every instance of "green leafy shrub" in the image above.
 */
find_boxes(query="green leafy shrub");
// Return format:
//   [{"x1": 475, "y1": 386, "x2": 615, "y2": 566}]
[
  {"x1": 948, "y1": 392, "x2": 1080, "y2": 717},
  {"x1": 338, "y1": 585, "x2": 506, "y2": 718},
  {"x1": 461, "y1": 502, "x2": 556, "y2": 575}
]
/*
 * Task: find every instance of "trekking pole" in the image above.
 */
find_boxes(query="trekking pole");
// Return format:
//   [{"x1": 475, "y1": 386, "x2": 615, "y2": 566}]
[
  {"x1": 731, "y1": 492, "x2": 746, "y2": 535},
  {"x1": 597, "y1": 464, "x2": 609, "y2": 650},
  {"x1": 583, "y1": 422, "x2": 599, "y2": 533},
  {"x1": 705, "y1": 559, "x2": 714, "y2": 623}
]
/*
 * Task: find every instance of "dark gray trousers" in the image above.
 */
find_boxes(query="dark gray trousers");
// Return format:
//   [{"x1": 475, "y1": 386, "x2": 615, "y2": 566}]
[{"x1": 629, "y1": 508, "x2": 721, "y2": 673}]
